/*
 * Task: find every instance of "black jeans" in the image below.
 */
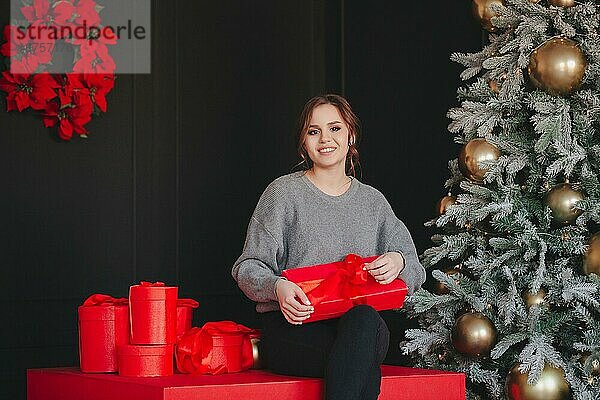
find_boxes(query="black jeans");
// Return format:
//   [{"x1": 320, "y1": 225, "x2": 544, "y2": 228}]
[{"x1": 259, "y1": 305, "x2": 390, "y2": 400}]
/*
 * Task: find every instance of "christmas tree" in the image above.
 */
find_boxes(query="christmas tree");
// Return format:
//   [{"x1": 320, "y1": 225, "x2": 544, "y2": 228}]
[{"x1": 401, "y1": 1, "x2": 600, "y2": 399}]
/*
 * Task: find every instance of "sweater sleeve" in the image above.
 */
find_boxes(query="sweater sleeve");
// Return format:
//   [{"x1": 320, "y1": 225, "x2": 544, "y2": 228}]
[
  {"x1": 231, "y1": 180, "x2": 288, "y2": 303},
  {"x1": 376, "y1": 195, "x2": 426, "y2": 295}
]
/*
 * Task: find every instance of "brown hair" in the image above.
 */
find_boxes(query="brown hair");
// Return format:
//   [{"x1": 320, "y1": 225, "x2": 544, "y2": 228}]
[{"x1": 292, "y1": 94, "x2": 362, "y2": 178}]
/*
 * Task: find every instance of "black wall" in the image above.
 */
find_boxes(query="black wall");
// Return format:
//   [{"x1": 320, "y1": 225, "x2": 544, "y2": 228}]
[{"x1": 0, "y1": 1, "x2": 481, "y2": 398}]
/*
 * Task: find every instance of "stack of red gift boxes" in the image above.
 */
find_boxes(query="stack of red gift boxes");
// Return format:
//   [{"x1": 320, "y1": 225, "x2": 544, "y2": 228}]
[
  {"x1": 78, "y1": 282, "x2": 199, "y2": 377},
  {"x1": 77, "y1": 254, "x2": 408, "y2": 378}
]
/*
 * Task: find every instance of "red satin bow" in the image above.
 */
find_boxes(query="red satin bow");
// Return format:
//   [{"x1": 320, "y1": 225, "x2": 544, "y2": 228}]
[
  {"x1": 177, "y1": 298, "x2": 200, "y2": 308},
  {"x1": 304, "y1": 253, "x2": 370, "y2": 305},
  {"x1": 139, "y1": 281, "x2": 165, "y2": 287},
  {"x1": 82, "y1": 294, "x2": 128, "y2": 306},
  {"x1": 175, "y1": 321, "x2": 258, "y2": 375}
]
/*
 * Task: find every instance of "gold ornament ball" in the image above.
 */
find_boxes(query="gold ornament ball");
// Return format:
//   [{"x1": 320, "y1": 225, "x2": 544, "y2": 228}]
[
  {"x1": 548, "y1": 0, "x2": 576, "y2": 7},
  {"x1": 528, "y1": 38, "x2": 587, "y2": 96},
  {"x1": 472, "y1": 0, "x2": 505, "y2": 32},
  {"x1": 522, "y1": 288, "x2": 546, "y2": 308},
  {"x1": 434, "y1": 267, "x2": 462, "y2": 295},
  {"x1": 583, "y1": 233, "x2": 600, "y2": 276},
  {"x1": 451, "y1": 312, "x2": 497, "y2": 358},
  {"x1": 506, "y1": 363, "x2": 571, "y2": 400},
  {"x1": 436, "y1": 194, "x2": 457, "y2": 216},
  {"x1": 458, "y1": 139, "x2": 501, "y2": 183},
  {"x1": 545, "y1": 183, "x2": 584, "y2": 224},
  {"x1": 251, "y1": 337, "x2": 263, "y2": 369},
  {"x1": 580, "y1": 353, "x2": 600, "y2": 377}
]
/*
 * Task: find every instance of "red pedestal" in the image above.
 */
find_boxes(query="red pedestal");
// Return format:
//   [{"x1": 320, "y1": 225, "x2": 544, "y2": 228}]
[
  {"x1": 282, "y1": 255, "x2": 408, "y2": 323},
  {"x1": 78, "y1": 304, "x2": 129, "y2": 373},
  {"x1": 117, "y1": 344, "x2": 174, "y2": 377},
  {"x1": 27, "y1": 365, "x2": 465, "y2": 400},
  {"x1": 129, "y1": 283, "x2": 178, "y2": 345}
]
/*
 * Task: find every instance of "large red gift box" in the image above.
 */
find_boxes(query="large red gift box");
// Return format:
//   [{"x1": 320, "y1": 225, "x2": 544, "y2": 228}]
[
  {"x1": 282, "y1": 254, "x2": 408, "y2": 323},
  {"x1": 129, "y1": 282, "x2": 178, "y2": 345},
  {"x1": 78, "y1": 295, "x2": 129, "y2": 373}
]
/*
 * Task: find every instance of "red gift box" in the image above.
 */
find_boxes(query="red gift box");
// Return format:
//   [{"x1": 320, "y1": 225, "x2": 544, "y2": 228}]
[
  {"x1": 176, "y1": 299, "x2": 199, "y2": 338},
  {"x1": 176, "y1": 322, "x2": 257, "y2": 375},
  {"x1": 117, "y1": 344, "x2": 174, "y2": 377},
  {"x1": 282, "y1": 254, "x2": 408, "y2": 323},
  {"x1": 78, "y1": 294, "x2": 129, "y2": 373},
  {"x1": 129, "y1": 282, "x2": 178, "y2": 345}
]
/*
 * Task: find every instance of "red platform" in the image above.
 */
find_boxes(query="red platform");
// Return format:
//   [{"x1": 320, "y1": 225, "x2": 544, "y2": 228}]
[{"x1": 27, "y1": 365, "x2": 465, "y2": 400}]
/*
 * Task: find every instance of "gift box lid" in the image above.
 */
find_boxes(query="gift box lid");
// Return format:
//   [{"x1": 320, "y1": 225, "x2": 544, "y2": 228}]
[
  {"x1": 78, "y1": 304, "x2": 128, "y2": 321},
  {"x1": 129, "y1": 282, "x2": 178, "y2": 300},
  {"x1": 282, "y1": 255, "x2": 379, "y2": 282},
  {"x1": 177, "y1": 298, "x2": 200, "y2": 308},
  {"x1": 211, "y1": 333, "x2": 244, "y2": 347},
  {"x1": 118, "y1": 344, "x2": 174, "y2": 356}
]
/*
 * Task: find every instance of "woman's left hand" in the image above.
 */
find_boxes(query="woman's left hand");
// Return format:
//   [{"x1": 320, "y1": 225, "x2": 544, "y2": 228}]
[{"x1": 363, "y1": 252, "x2": 405, "y2": 285}]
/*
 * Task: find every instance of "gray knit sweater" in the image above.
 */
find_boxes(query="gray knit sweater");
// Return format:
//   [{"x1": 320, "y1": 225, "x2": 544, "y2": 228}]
[{"x1": 232, "y1": 170, "x2": 426, "y2": 313}]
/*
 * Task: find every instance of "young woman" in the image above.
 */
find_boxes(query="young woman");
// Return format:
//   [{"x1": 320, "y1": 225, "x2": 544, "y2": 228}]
[{"x1": 232, "y1": 94, "x2": 425, "y2": 400}]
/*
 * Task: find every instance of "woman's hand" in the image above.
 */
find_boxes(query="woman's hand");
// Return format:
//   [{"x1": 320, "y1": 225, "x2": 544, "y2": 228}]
[
  {"x1": 275, "y1": 278, "x2": 314, "y2": 325},
  {"x1": 363, "y1": 252, "x2": 405, "y2": 285}
]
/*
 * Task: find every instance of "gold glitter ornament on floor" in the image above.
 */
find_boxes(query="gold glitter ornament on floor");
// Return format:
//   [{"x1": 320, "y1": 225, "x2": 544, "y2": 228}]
[
  {"x1": 505, "y1": 363, "x2": 571, "y2": 400},
  {"x1": 528, "y1": 37, "x2": 587, "y2": 96}
]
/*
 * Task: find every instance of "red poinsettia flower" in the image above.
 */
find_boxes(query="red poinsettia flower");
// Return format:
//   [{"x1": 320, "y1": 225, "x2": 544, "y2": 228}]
[
  {"x1": 74, "y1": 25, "x2": 117, "y2": 57},
  {"x1": 42, "y1": 85, "x2": 93, "y2": 140},
  {"x1": 68, "y1": 73, "x2": 114, "y2": 112},
  {"x1": 1, "y1": 24, "x2": 55, "y2": 73},
  {"x1": 0, "y1": 72, "x2": 59, "y2": 111},
  {"x1": 73, "y1": 43, "x2": 116, "y2": 74},
  {"x1": 74, "y1": 0, "x2": 101, "y2": 27},
  {"x1": 20, "y1": 0, "x2": 51, "y2": 24}
]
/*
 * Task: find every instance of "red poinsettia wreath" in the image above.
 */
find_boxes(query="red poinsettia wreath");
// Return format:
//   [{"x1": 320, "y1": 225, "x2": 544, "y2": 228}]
[{"x1": 0, "y1": 0, "x2": 116, "y2": 140}]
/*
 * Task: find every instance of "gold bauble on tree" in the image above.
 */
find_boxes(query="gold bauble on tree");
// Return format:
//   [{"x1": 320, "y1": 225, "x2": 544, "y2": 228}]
[
  {"x1": 580, "y1": 353, "x2": 600, "y2": 377},
  {"x1": 528, "y1": 37, "x2": 587, "y2": 96},
  {"x1": 506, "y1": 363, "x2": 571, "y2": 400},
  {"x1": 433, "y1": 267, "x2": 461, "y2": 295},
  {"x1": 472, "y1": 0, "x2": 505, "y2": 32},
  {"x1": 451, "y1": 312, "x2": 497, "y2": 358},
  {"x1": 548, "y1": 0, "x2": 576, "y2": 7},
  {"x1": 458, "y1": 138, "x2": 501, "y2": 183},
  {"x1": 583, "y1": 233, "x2": 600, "y2": 276},
  {"x1": 436, "y1": 193, "x2": 457, "y2": 216},
  {"x1": 522, "y1": 288, "x2": 546, "y2": 308},
  {"x1": 545, "y1": 183, "x2": 584, "y2": 224}
]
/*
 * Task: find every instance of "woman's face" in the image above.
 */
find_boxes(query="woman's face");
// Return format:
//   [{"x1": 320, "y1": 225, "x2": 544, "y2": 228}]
[{"x1": 303, "y1": 104, "x2": 350, "y2": 171}]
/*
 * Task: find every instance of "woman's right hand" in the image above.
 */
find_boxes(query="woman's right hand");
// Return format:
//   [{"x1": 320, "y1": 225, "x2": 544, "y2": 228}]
[{"x1": 275, "y1": 278, "x2": 314, "y2": 325}]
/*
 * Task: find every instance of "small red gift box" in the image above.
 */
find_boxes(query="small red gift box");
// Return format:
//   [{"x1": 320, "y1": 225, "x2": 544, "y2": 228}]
[
  {"x1": 78, "y1": 294, "x2": 129, "y2": 373},
  {"x1": 129, "y1": 282, "x2": 178, "y2": 345},
  {"x1": 176, "y1": 299, "x2": 199, "y2": 338},
  {"x1": 117, "y1": 344, "x2": 174, "y2": 377},
  {"x1": 176, "y1": 322, "x2": 257, "y2": 375},
  {"x1": 282, "y1": 254, "x2": 408, "y2": 323}
]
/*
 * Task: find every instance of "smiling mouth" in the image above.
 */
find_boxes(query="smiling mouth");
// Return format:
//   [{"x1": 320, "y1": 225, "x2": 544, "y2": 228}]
[{"x1": 318, "y1": 147, "x2": 336, "y2": 154}]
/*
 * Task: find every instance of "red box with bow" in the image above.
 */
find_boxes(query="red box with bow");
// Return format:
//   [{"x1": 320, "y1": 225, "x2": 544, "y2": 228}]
[
  {"x1": 129, "y1": 282, "x2": 178, "y2": 345},
  {"x1": 175, "y1": 321, "x2": 258, "y2": 375},
  {"x1": 282, "y1": 254, "x2": 408, "y2": 323},
  {"x1": 77, "y1": 294, "x2": 130, "y2": 373},
  {"x1": 176, "y1": 299, "x2": 199, "y2": 339}
]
